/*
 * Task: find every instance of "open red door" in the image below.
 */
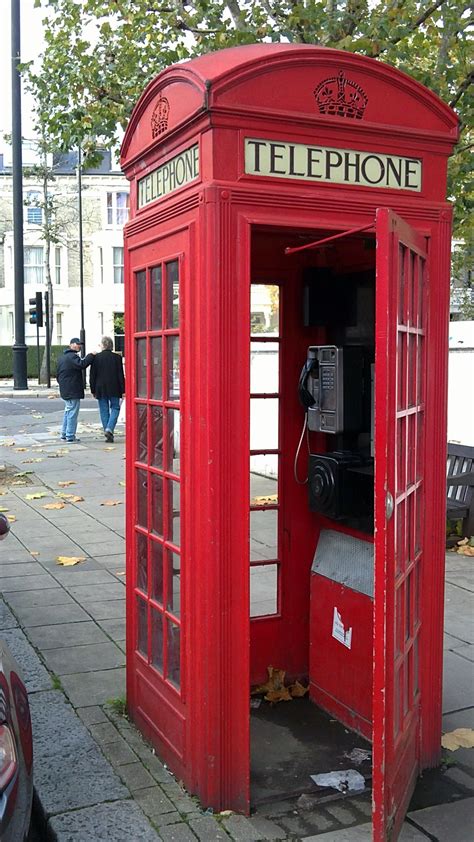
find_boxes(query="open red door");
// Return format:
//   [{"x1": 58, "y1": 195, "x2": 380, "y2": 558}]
[{"x1": 373, "y1": 209, "x2": 427, "y2": 841}]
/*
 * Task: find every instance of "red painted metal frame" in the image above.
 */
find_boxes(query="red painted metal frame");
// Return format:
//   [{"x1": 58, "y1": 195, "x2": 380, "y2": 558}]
[{"x1": 121, "y1": 44, "x2": 458, "y2": 825}]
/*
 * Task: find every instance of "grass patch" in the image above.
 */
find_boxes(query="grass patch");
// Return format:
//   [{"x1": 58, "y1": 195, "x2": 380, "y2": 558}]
[{"x1": 106, "y1": 695, "x2": 128, "y2": 717}]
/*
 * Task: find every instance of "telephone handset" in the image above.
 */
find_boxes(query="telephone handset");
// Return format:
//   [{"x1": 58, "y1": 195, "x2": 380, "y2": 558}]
[{"x1": 298, "y1": 345, "x2": 364, "y2": 434}]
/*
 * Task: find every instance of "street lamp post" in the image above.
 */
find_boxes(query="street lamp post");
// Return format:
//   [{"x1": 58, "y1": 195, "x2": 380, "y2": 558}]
[
  {"x1": 11, "y1": 0, "x2": 28, "y2": 389},
  {"x1": 77, "y1": 146, "x2": 86, "y2": 382}
]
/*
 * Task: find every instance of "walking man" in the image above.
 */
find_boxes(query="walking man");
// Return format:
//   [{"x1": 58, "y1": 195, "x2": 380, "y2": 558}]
[
  {"x1": 56, "y1": 338, "x2": 95, "y2": 443},
  {"x1": 90, "y1": 337, "x2": 125, "y2": 443}
]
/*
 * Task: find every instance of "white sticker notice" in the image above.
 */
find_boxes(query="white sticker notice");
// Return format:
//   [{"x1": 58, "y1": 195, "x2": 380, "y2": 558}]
[{"x1": 332, "y1": 607, "x2": 353, "y2": 649}]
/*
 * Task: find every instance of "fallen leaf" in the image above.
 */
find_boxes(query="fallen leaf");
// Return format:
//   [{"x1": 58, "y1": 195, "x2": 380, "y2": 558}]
[
  {"x1": 31, "y1": 413, "x2": 44, "y2": 419},
  {"x1": 6, "y1": 514, "x2": 16, "y2": 522},
  {"x1": 457, "y1": 537, "x2": 469, "y2": 546},
  {"x1": 103, "y1": 446, "x2": 116, "y2": 451},
  {"x1": 457, "y1": 545, "x2": 474, "y2": 556},
  {"x1": 25, "y1": 492, "x2": 49, "y2": 500},
  {"x1": 14, "y1": 447, "x2": 28, "y2": 452},
  {"x1": 289, "y1": 680, "x2": 309, "y2": 698},
  {"x1": 0, "y1": 465, "x2": 6, "y2": 472},
  {"x1": 56, "y1": 555, "x2": 86, "y2": 566},
  {"x1": 0, "y1": 490, "x2": 6, "y2": 495},
  {"x1": 0, "y1": 506, "x2": 9, "y2": 512},
  {"x1": 116, "y1": 571, "x2": 126, "y2": 576},
  {"x1": 57, "y1": 481, "x2": 76, "y2": 487},
  {"x1": 118, "y1": 481, "x2": 126, "y2": 487},
  {"x1": 47, "y1": 394, "x2": 57, "y2": 399},
  {"x1": 251, "y1": 494, "x2": 278, "y2": 505},
  {"x1": 441, "y1": 728, "x2": 474, "y2": 751},
  {"x1": 57, "y1": 493, "x2": 84, "y2": 503},
  {"x1": 10, "y1": 480, "x2": 27, "y2": 486},
  {"x1": 2, "y1": 441, "x2": 15, "y2": 447},
  {"x1": 43, "y1": 502, "x2": 66, "y2": 510},
  {"x1": 22, "y1": 458, "x2": 43, "y2": 463},
  {"x1": 14, "y1": 471, "x2": 33, "y2": 477},
  {"x1": 30, "y1": 551, "x2": 40, "y2": 557},
  {"x1": 265, "y1": 687, "x2": 292, "y2": 703},
  {"x1": 100, "y1": 500, "x2": 122, "y2": 506}
]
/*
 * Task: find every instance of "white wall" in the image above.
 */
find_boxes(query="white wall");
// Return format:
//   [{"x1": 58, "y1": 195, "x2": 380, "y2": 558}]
[{"x1": 448, "y1": 321, "x2": 474, "y2": 446}]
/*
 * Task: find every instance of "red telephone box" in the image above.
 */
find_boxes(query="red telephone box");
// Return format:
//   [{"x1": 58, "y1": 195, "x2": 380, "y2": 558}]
[{"x1": 121, "y1": 44, "x2": 458, "y2": 840}]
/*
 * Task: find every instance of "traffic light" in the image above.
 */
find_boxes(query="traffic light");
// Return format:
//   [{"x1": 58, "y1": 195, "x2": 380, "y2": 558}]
[{"x1": 29, "y1": 292, "x2": 43, "y2": 327}]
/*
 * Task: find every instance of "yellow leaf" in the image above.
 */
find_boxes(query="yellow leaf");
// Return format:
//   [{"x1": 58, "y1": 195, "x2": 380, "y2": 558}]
[
  {"x1": 56, "y1": 555, "x2": 86, "y2": 566},
  {"x1": 58, "y1": 481, "x2": 76, "y2": 487},
  {"x1": 441, "y1": 728, "x2": 474, "y2": 751},
  {"x1": 57, "y1": 493, "x2": 84, "y2": 503},
  {"x1": 10, "y1": 480, "x2": 27, "y2": 486},
  {"x1": 14, "y1": 447, "x2": 28, "y2": 452},
  {"x1": 118, "y1": 481, "x2": 126, "y2": 487},
  {"x1": 100, "y1": 500, "x2": 122, "y2": 506},
  {"x1": 30, "y1": 551, "x2": 40, "y2": 557},
  {"x1": 25, "y1": 492, "x2": 48, "y2": 500},
  {"x1": 43, "y1": 502, "x2": 66, "y2": 510},
  {"x1": 0, "y1": 506, "x2": 9, "y2": 512},
  {"x1": 31, "y1": 413, "x2": 43, "y2": 419},
  {"x1": 7, "y1": 514, "x2": 16, "y2": 522},
  {"x1": 103, "y1": 446, "x2": 116, "y2": 451},
  {"x1": 2, "y1": 441, "x2": 15, "y2": 447},
  {"x1": 22, "y1": 458, "x2": 43, "y2": 463}
]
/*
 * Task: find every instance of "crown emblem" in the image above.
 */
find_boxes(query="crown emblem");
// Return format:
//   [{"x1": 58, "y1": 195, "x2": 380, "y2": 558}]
[
  {"x1": 151, "y1": 94, "x2": 170, "y2": 138},
  {"x1": 314, "y1": 71, "x2": 368, "y2": 120}
]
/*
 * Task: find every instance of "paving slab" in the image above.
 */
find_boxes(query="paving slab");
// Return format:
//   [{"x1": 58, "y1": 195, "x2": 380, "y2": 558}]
[
  {"x1": 0, "y1": 572, "x2": 60, "y2": 592},
  {"x1": 48, "y1": 800, "x2": 162, "y2": 841},
  {"x1": 42, "y1": 641, "x2": 125, "y2": 675},
  {"x1": 443, "y1": 649, "x2": 474, "y2": 713},
  {"x1": 97, "y1": 617, "x2": 126, "y2": 640},
  {"x1": 0, "y1": 561, "x2": 45, "y2": 578},
  {"x1": 59, "y1": 666, "x2": 126, "y2": 706},
  {"x1": 408, "y1": 797, "x2": 474, "y2": 841},
  {"x1": 15, "y1": 602, "x2": 91, "y2": 627},
  {"x1": 66, "y1": 582, "x2": 125, "y2": 602},
  {"x1": 84, "y1": 599, "x2": 125, "y2": 620},
  {"x1": 302, "y1": 822, "x2": 430, "y2": 840},
  {"x1": 25, "y1": 621, "x2": 110, "y2": 651},
  {"x1": 445, "y1": 583, "x2": 474, "y2": 644},
  {"x1": 51, "y1": 568, "x2": 119, "y2": 586},
  {"x1": 4, "y1": 587, "x2": 75, "y2": 609}
]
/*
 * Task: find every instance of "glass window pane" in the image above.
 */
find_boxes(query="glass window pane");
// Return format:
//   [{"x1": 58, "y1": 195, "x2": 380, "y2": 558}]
[
  {"x1": 136, "y1": 339, "x2": 147, "y2": 399},
  {"x1": 151, "y1": 609, "x2": 163, "y2": 673},
  {"x1": 166, "y1": 260, "x2": 179, "y2": 328},
  {"x1": 151, "y1": 407, "x2": 163, "y2": 469},
  {"x1": 137, "y1": 404, "x2": 147, "y2": 463},
  {"x1": 250, "y1": 455, "x2": 278, "y2": 505},
  {"x1": 167, "y1": 620, "x2": 180, "y2": 689},
  {"x1": 135, "y1": 270, "x2": 147, "y2": 332},
  {"x1": 250, "y1": 398, "x2": 279, "y2": 450},
  {"x1": 167, "y1": 550, "x2": 181, "y2": 618},
  {"x1": 168, "y1": 480, "x2": 180, "y2": 547},
  {"x1": 250, "y1": 509, "x2": 278, "y2": 560},
  {"x1": 151, "y1": 265, "x2": 162, "y2": 330},
  {"x1": 136, "y1": 469, "x2": 148, "y2": 530},
  {"x1": 137, "y1": 597, "x2": 147, "y2": 657},
  {"x1": 250, "y1": 564, "x2": 278, "y2": 617},
  {"x1": 167, "y1": 337, "x2": 180, "y2": 401},
  {"x1": 136, "y1": 532, "x2": 148, "y2": 594},
  {"x1": 167, "y1": 409, "x2": 180, "y2": 475},
  {"x1": 150, "y1": 539, "x2": 163, "y2": 604},
  {"x1": 150, "y1": 337, "x2": 162, "y2": 400},
  {"x1": 251, "y1": 284, "x2": 279, "y2": 336},
  {"x1": 250, "y1": 342, "x2": 279, "y2": 394},
  {"x1": 151, "y1": 473, "x2": 163, "y2": 537}
]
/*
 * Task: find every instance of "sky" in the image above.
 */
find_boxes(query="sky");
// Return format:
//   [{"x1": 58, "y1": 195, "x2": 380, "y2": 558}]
[{"x1": 1, "y1": 0, "x2": 45, "y2": 140}]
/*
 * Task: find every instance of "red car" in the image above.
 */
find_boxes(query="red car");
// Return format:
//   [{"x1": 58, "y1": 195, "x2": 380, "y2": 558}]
[{"x1": 0, "y1": 513, "x2": 34, "y2": 841}]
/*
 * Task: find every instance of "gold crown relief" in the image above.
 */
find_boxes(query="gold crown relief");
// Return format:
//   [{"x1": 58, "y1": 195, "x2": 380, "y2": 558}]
[
  {"x1": 151, "y1": 94, "x2": 170, "y2": 138},
  {"x1": 314, "y1": 71, "x2": 368, "y2": 120}
]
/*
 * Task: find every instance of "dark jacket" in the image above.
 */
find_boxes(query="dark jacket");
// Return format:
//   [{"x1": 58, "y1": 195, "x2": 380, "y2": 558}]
[
  {"x1": 90, "y1": 349, "x2": 125, "y2": 399},
  {"x1": 56, "y1": 349, "x2": 94, "y2": 400}
]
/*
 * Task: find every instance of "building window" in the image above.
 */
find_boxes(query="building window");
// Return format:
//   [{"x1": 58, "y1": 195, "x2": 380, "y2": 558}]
[
  {"x1": 107, "y1": 192, "x2": 129, "y2": 226},
  {"x1": 113, "y1": 247, "x2": 124, "y2": 284},
  {"x1": 24, "y1": 246, "x2": 44, "y2": 285},
  {"x1": 56, "y1": 312, "x2": 63, "y2": 345},
  {"x1": 99, "y1": 247, "x2": 104, "y2": 284},
  {"x1": 26, "y1": 191, "x2": 42, "y2": 225},
  {"x1": 55, "y1": 246, "x2": 61, "y2": 284}
]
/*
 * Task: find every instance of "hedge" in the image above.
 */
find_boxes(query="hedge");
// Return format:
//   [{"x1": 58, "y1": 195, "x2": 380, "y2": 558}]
[{"x1": 0, "y1": 345, "x2": 64, "y2": 378}]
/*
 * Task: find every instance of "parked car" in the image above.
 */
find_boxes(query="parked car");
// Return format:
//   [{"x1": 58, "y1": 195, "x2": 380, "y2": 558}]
[{"x1": 0, "y1": 513, "x2": 33, "y2": 841}]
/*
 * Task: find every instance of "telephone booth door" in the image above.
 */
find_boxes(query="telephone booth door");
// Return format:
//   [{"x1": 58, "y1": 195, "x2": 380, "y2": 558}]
[{"x1": 373, "y1": 208, "x2": 428, "y2": 840}]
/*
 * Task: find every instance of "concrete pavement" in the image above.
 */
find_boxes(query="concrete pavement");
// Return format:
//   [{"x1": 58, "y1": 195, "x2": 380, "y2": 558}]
[{"x1": 0, "y1": 397, "x2": 473, "y2": 840}]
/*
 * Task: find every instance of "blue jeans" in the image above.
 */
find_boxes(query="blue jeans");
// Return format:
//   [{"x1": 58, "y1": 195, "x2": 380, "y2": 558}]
[
  {"x1": 61, "y1": 399, "x2": 80, "y2": 440},
  {"x1": 98, "y1": 396, "x2": 121, "y2": 433}
]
